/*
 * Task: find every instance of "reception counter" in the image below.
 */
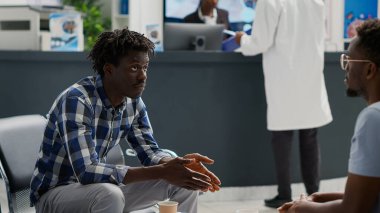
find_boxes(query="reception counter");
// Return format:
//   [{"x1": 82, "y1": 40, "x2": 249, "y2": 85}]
[{"x1": 0, "y1": 51, "x2": 364, "y2": 187}]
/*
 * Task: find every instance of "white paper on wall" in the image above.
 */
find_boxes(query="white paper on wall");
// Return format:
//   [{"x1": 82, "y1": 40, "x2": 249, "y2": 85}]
[{"x1": 0, "y1": 0, "x2": 61, "y2": 6}]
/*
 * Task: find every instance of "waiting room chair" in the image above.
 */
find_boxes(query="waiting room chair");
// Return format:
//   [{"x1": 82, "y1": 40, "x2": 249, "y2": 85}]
[
  {"x1": 0, "y1": 115, "x2": 125, "y2": 213},
  {"x1": 0, "y1": 115, "x2": 46, "y2": 213}
]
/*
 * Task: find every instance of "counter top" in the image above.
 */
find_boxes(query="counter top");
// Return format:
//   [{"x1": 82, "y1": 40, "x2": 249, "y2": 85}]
[{"x1": 0, "y1": 51, "x2": 341, "y2": 63}]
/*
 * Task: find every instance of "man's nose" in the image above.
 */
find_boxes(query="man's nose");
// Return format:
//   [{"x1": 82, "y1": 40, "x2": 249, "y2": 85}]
[{"x1": 138, "y1": 70, "x2": 147, "y2": 80}]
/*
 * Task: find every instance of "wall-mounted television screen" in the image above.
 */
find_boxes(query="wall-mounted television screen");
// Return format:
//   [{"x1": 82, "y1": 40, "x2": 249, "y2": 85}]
[
  {"x1": 343, "y1": 0, "x2": 378, "y2": 39},
  {"x1": 164, "y1": 0, "x2": 256, "y2": 32}
]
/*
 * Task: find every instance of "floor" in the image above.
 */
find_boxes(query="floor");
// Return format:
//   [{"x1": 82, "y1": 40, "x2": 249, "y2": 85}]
[
  {"x1": 199, "y1": 199, "x2": 276, "y2": 213},
  {"x1": 0, "y1": 177, "x2": 346, "y2": 213},
  {"x1": 197, "y1": 177, "x2": 347, "y2": 213}
]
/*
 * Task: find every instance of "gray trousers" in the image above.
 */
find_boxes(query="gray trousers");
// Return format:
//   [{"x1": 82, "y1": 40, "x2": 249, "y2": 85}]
[
  {"x1": 271, "y1": 128, "x2": 320, "y2": 199},
  {"x1": 35, "y1": 180, "x2": 198, "y2": 213}
]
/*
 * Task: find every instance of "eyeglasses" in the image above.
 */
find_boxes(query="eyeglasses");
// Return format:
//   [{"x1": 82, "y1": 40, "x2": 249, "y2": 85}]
[{"x1": 340, "y1": 54, "x2": 372, "y2": 71}]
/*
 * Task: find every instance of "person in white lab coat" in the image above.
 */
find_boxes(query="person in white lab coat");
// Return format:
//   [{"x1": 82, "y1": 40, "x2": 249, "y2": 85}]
[{"x1": 235, "y1": 0, "x2": 332, "y2": 208}]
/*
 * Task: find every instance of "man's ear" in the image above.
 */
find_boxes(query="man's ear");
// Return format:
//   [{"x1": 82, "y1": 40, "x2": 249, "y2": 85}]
[
  {"x1": 103, "y1": 63, "x2": 114, "y2": 77},
  {"x1": 366, "y1": 63, "x2": 380, "y2": 80}
]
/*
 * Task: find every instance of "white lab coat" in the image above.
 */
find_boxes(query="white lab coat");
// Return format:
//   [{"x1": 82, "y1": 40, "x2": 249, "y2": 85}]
[{"x1": 240, "y1": 0, "x2": 332, "y2": 130}]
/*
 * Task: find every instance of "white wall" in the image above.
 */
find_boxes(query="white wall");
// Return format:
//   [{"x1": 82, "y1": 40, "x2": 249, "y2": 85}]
[
  {"x1": 99, "y1": 0, "x2": 111, "y2": 18},
  {"x1": 129, "y1": 0, "x2": 163, "y2": 35},
  {"x1": 127, "y1": 0, "x2": 164, "y2": 51}
]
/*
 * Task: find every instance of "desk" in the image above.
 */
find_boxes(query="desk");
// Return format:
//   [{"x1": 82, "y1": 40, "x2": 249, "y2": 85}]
[{"x1": 0, "y1": 51, "x2": 362, "y2": 187}]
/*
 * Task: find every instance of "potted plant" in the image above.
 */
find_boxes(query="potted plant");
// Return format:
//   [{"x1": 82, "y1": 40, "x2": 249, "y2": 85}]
[{"x1": 63, "y1": 0, "x2": 111, "y2": 51}]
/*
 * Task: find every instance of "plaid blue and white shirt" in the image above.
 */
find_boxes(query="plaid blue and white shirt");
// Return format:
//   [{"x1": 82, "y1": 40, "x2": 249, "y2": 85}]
[{"x1": 30, "y1": 75, "x2": 171, "y2": 206}]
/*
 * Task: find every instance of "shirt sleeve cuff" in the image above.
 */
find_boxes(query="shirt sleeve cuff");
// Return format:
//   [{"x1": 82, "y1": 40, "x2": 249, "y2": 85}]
[
  {"x1": 239, "y1": 34, "x2": 260, "y2": 56},
  {"x1": 241, "y1": 34, "x2": 250, "y2": 46},
  {"x1": 110, "y1": 165, "x2": 129, "y2": 184},
  {"x1": 150, "y1": 151, "x2": 173, "y2": 165}
]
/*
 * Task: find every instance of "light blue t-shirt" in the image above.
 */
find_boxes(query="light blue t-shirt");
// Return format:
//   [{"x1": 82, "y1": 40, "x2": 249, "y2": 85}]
[{"x1": 349, "y1": 101, "x2": 380, "y2": 213}]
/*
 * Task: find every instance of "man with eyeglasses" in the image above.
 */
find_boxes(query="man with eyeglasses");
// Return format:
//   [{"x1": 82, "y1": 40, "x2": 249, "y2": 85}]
[
  {"x1": 278, "y1": 18, "x2": 380, "y2": 213},
  {"x1": 235, "y1": 0, "x2": 332, "y2": 208}
]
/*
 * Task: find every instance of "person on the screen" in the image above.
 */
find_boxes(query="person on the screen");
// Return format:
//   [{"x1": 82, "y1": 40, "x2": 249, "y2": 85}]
[
  {"x1": 30, "y1": 28, "x2": 221, "y2": 213},
  {"x1": 217, "y1": 0, "x2": 255, "y2": 25},
  {"x1": 184, "y1": 0, "x2": 230, "y2": 31},
  {"x1": 235, "y1": 0, "x2": 332, "y2": 208},
  {"x1": 278, "y1": 18, "x2": 380, "y2": 213}
]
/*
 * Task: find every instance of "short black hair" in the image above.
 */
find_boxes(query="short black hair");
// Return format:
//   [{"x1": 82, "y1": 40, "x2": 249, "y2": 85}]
[
  {"x1": 356, "y1": 19, "x2": 380, "y2": 66},
  {"x1": 88, "y1": 28, "x2": 155, "y2": 76}
]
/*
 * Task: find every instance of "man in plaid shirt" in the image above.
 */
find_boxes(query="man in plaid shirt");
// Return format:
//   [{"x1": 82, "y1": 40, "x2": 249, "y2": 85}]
[{"x1": 30, "y1": 29, "x2": 221, "y2": 213}]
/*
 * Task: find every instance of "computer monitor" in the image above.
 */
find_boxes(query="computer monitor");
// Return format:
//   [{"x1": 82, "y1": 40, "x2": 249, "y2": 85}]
[{"x1": 164, "y1": 23, "x2": 224, "y2": 51}]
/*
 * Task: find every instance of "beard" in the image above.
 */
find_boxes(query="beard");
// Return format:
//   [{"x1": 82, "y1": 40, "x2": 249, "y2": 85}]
[{"x1": 346, "y1": 88, "x2": 360, "y2": 97}]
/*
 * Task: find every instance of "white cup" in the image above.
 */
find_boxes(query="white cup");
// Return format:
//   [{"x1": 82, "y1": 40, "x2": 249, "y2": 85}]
[
  {"x1": 158, "y1": 200, "x2": 178, "y2": 213},
  {"x1": 235, "y1": 209, "x2": 259, "y2": 213}
]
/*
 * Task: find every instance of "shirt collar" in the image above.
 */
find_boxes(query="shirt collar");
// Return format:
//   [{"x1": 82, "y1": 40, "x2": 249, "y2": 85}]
[
  {"x1": 198, "y1": 8, "x2": 218, "y2": 25},
  {"x1": 95, "y1": 75, "x2": 127, "y2": 112}
]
